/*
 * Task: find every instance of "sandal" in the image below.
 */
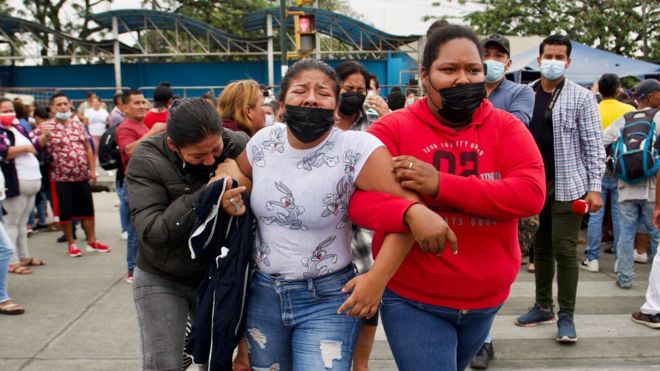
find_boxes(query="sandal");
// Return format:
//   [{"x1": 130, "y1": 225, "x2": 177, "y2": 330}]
[
  {"x1": 8, "y1": 263, "x2": 33, "y2": 275},
  {"x1": 20, "y1": 257, "x2": 46, "y2": 266},
  {"x1": 0, "y1": 300, "x2": 25, "y2": 315}
]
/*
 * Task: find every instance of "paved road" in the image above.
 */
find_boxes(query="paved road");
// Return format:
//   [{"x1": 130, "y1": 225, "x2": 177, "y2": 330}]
[{"x1": 2, "y1": 192, "x2": 660, "y2": 370}]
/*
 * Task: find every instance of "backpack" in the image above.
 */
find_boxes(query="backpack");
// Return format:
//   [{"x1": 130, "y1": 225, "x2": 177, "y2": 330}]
[
  {"x1": 98, "y1": 126, "x2": 122, "y2": 171},
  {"x1": 612, "y1": 109, "x2": 660, "y2": 184}
]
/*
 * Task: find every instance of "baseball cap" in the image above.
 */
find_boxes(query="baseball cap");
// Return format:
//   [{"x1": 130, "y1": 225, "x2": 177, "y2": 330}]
[
  {"x1": 635, "y1": 79, "x2": 660, "y2": 100},
  {"x1": 483, "y1": 34, "x2": 511, "y2": 56}
]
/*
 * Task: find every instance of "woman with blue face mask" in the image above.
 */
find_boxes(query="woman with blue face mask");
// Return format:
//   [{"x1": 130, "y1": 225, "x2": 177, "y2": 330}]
[{"x1": 262, "y1": 100, "x2": 280, "y2": 127}]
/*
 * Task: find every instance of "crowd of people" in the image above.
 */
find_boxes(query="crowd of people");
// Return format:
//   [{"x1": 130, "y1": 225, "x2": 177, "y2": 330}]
[{"x1": 1, "y1": 20, "x2": 659, "y2": 371}]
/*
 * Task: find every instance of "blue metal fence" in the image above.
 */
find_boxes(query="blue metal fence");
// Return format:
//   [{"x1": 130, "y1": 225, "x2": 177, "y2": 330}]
[{"x1": 0, "y1": 53, "x2": 418, "y2": 102}]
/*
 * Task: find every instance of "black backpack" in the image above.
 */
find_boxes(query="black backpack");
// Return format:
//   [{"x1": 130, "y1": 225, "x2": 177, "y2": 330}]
[
  {"x1": 612, "y1": 109, "x2": 660, "y2": 184},
  {"x1": 98, "y1": 126, "x2": 122, "y2": 171}
]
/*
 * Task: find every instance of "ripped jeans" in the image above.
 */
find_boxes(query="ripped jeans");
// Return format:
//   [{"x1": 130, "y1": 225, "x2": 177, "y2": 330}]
[{"x1": 245, "y1": 265, "x2": 360, "y2": 370}]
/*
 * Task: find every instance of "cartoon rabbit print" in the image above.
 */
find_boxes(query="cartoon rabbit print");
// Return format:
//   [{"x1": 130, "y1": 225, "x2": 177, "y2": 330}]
[
  {"x1": 253, "y1": 228, "x2": 271, "y2": 267},
  {"x1": 321, "y1": 150, "x2": 361, "y2": 229},
  {"x1": 252, "y1": 127, "x2": 285, "y2": 167},
  {"x1": 262, "y1": 181, "x2": 309, "y2": 231},
  {"x1": 301, "y1": 235, "x2": 338, "y2": 278},
  {"x1": 297, "y1": 140, "x2": 339, "y2": 171}
]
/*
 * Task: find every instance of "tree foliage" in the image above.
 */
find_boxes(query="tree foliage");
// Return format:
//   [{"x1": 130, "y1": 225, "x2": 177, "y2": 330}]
[
  {"x1": 146, "y1": 0, "x2": 270, "y2": 38},
  {"x1": 10, "y1": 0, "x2": 107, "y2": 65},
  {"x1": 430, "y1": 0, "x2": 659, "y2": 62}
]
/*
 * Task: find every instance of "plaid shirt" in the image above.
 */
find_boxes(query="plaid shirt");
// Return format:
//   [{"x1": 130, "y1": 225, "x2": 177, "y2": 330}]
[
  {"x1": 533, "y1": 79, "x2": 605, "y2": 201},
  {"x1": 349, "y1": 108, "x2": 378, "y2": 274}
]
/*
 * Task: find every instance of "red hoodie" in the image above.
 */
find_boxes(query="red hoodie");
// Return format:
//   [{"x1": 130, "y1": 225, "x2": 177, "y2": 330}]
[{"x1": 349, "y1": 98, "x2": 545, "y2": 309}]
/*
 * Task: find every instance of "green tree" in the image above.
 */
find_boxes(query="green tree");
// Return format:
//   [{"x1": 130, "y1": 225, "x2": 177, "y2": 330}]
[
  {"x1": 147, "y1": 0, "x2": 270, "y2": 38},
  {"x1": 12, "y1": 0, "x2": 108, "y2": 65},
  {"x1": 428, "y1": 0, "x2": 659, "y2": 62}
]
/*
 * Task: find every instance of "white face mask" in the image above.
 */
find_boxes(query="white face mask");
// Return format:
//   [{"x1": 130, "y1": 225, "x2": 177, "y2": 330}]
[
  {"x1": 55, "y1": 111, "x2": 72, "y2": 121},
  {"x1": 264, "y1": 114, "x2": 274, "y2": 126}
]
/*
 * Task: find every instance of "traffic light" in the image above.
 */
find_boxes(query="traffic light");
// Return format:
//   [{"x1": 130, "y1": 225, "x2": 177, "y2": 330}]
[{"x1": 295, "y1": 14, "x2": 316, "y2": 54}]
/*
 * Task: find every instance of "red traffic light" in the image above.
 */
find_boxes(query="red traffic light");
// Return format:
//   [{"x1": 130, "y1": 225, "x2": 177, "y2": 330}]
[{"x1": 298, "y1": 15, "x2": 315, "y2": 34}]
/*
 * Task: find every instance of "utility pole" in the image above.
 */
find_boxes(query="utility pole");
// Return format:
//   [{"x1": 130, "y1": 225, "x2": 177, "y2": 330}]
[
  {"x1": 279, "y1": 0, "x2": 288, "y2": 77},
  {"x1": 314, "y1": 0, "x2": 321, "y2": 59},
  {"x1": 267, "y1": 13, "x2": 274, "y2": 88},
  {"x1": 112, "y1": 15, "x2": 122, "y2": 94},
  {"x1": 641, "y1": 0, "x2": 648, "y2": 59}
]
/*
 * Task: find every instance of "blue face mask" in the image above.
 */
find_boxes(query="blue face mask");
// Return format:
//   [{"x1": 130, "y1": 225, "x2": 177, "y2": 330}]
[
  {"x1": 264, "y1": 114, "x2": 274, "y2": 126},
  {"x1": 484, "y1": 60, "x2": 506, "y2": 83},
  {"x1": 540, "y1": 59, "x2": 566, "y2": 81},
  {"x1": 55, "y1": 111, "x2": 72, "y2": 121}
]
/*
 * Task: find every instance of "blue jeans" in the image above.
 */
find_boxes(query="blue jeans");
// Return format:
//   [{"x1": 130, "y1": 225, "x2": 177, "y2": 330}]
[
  {"x1": 0, "y1": 222, "x2": 15, "y2": 303},
  {"x1": 117, "y1": 179, "x2": 136, "y2": 274},
  {"x1": 617, "y1": 200, "x2": 660, "y2": 286},
  {"x1": 586, "y1": 176, "x2": 620, "y2": 261},
  {"x1": 380, "y1": 289, "x2": 501, "y2": 371},
  {"x1": 246, "y1": 265, "x2": 360, "y2": 370},
  {"x1": 27, "y1": 189, "x2": 48, "y2": 227},
  {"x1": 117, "y1": 179, "x2": 130, "y2": 233}
]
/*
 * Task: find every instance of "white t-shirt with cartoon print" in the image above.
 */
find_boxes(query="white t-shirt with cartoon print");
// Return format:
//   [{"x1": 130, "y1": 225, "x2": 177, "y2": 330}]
[{"x1": 247, "y1": 123, "x2": 383, "y2": 280}]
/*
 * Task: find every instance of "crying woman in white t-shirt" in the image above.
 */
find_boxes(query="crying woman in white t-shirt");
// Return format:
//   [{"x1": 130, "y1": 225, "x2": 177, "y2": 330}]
[{"x1": 215, "y1": 58, "x2": 456, "y2": 370}]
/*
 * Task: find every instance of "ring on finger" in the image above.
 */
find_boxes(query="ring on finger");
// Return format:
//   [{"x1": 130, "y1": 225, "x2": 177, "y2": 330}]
[
  {"x1": 408, "y1": 161, "x2": 414, "y2": 170},
  {"x1": 229, "y1": 197, "x2": 241, "y2": 212}
]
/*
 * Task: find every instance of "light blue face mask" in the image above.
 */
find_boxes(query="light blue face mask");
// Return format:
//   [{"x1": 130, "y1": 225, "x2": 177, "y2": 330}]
[
  {"x1": 484, "y1": 60, "x2": 506, "y2": 83},
  {"x1": 55, "y1": 111, "x2": 72, "y2": 121},
  {"x1": 264, "y1": 114, "x2": 274, "y2": 126},
  {"x1": 540, "y1": 59, "x2": 566, "y2": 81}
]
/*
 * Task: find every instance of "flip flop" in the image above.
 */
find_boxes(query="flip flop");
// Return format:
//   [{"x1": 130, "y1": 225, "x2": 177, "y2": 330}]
[
  {"x1": 8, "y1": 263, "x2": 33, "y2": 275},
  {"x1": 20, "y1": 257, "x2": 46, "y2": 266},
  {"x1": 0, "y1": 301, "x2": 25, "y2": 315}
]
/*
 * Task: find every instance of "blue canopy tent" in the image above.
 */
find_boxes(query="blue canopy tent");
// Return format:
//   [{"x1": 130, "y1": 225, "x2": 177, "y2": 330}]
[{"x1": 508, "y1": 41, "x2": 660, "y2": 85}]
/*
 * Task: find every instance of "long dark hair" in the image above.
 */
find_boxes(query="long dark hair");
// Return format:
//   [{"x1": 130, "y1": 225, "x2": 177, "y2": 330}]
[{"x1": 167, "y1": 97, "x2": 222, "y2": 148}]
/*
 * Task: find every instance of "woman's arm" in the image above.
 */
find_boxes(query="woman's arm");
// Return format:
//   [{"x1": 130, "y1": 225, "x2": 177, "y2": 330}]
[
  {"x1": 391, "y1": 117, "x2": 546, "y2": 219},
  {"x1": 127, "y1": 155, "x2": 205, "y2": 247},
  {"x1": 338, "y1": 232, "x2": 414, "y2": 318},
  {"x1": 235, "y1": 150, "x2": 253, "y2": 179},
  {"x1": 214, "y1": 150, "x2": 253, "y2": 216},
  {"x1": 354, "y1": 147, "x2": 457, "y2": 254},
  {"x1": 6, "y1": 145, "x2": 36, "y2": 160},
  {"x1": 339, "y1": 146, "x2": 457, "y2": 318}
]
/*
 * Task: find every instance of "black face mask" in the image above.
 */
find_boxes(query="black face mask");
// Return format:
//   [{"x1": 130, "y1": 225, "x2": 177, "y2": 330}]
[
  {"x1": 430, "y1": 82, "x2": 486, "y2": 126},
  {"x1": 176, "y1": 149, "x2": 217, "y2": 181},
  {"x1": 339, "y1": 91, "x2": 366, "y2": 116},
  {"x1": 284, "y1": 105, "x2": 335, "y2": 143}
]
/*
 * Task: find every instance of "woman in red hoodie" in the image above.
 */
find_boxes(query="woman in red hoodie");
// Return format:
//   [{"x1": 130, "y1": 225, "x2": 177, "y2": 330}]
[{"x1": 346, "y1": 25, "x2": 546, "y2": 370}]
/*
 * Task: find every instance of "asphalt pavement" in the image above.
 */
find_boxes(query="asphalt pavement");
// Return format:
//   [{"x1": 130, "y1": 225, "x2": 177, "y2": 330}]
[{"x1": 2, "y1": 189, "x2": 660, "y2": 371}]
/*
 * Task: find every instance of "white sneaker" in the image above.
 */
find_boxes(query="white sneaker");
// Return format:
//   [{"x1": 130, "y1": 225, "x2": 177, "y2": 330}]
[
  {"x1": 634, "y1": 251, "x2": 648, "y2": 264},
  {"x1": 120, "y1": 231, "x2": 128, "y2": 241},
  {"x1": 579, "y1": 259, "x2": 599, "y2": 272}
]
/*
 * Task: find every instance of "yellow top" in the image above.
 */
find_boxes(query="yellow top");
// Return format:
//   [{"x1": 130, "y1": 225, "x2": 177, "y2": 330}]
[{"x1": 598, "y1": 99, "x2": 635, "y2": 129}]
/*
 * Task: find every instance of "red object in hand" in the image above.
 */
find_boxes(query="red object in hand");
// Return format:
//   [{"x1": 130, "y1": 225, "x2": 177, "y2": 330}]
[{"x1": 572, "y1": 199, "x2": 591, "y2": 215}]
